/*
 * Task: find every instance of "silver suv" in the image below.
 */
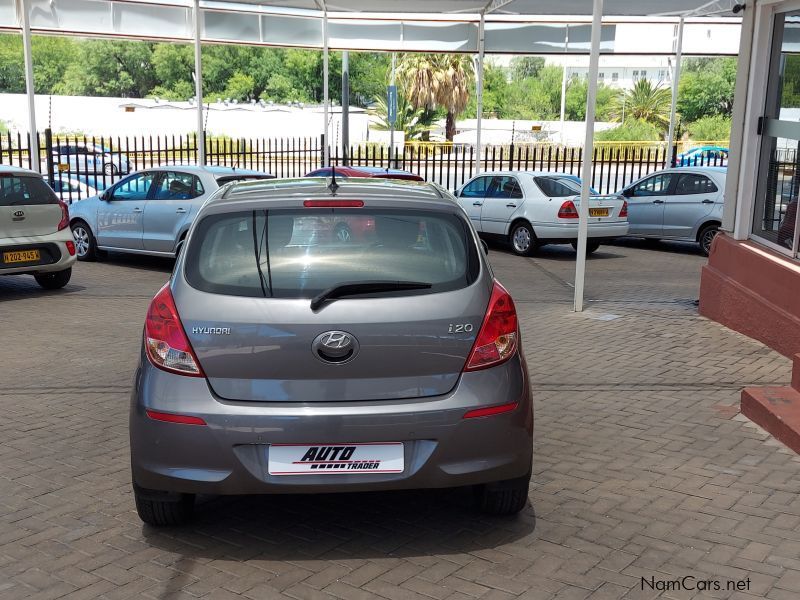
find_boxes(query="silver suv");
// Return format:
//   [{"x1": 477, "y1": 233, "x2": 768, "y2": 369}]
[
  {"x1": 130, "y1": 178, "x2": 533, "y2": 525},
  {"x1": 1, "y1": 166, "x2": 76, "y2": 289}
]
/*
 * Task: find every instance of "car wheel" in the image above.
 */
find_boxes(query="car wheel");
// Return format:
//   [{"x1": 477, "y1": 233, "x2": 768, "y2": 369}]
[
  {"x1": 571, "y1": 240, "x2": 601, "y2": 255},
  {"x1": 334, "y1": 223, "x2": 353, "y2": 243},
  {"x1": 72, "y1": 221, "x2": 98, "y2": 261},
  {"x1": 475, "y1": 473, "x2": 530, "y2": 515},
  {"x1": 134, "y1": 490, "x2": 195, "y2": 526},
  {"x1": 34, "y1": 268, "x2": 72, "y2": 290},
  {"x1": 509, "y1": 222, "x2": 536, "y2": 256},
  {"x1": 698, "y1": 223, "x2": 719, "y2": 257},
  {"x1": 103, "y1": 163, "x2": 117, "y2": 176}
]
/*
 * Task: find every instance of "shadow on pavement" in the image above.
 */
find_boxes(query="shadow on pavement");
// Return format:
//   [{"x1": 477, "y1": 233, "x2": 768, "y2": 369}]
[
  {"x1": 607, "y1": 237, "x2": 704, "y2": 257},
  {"x1": 100, "y1": 252, "x2": 176, "y2": 273},
  {"x1": 141, "y1": 488, "x2": 536, "y2": 561},
  {"x1": 0, "y1": 277, "x2": 87, "y2": 301}
]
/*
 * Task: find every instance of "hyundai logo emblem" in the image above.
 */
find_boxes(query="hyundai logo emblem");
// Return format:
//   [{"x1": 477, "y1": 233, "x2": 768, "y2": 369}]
[{"x1": 312, "y1": 330, "x2": 359, "y2": 364}]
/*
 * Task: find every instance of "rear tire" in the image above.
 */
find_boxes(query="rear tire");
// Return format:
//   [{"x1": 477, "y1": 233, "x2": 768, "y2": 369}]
[
  {"x1": 34, "y1": 268, "x2": 72, "y2": 290},
  {"x1": 475, "y1": 473, "x2": 531, "y2": 515},
  {"x1": 134, "y1": 490, "x2": 195, "y2": 526},
  {"x1": 509, "y1": 222, "x2": 537, "y2": 256},
  {"x1": 72, "y1": 221, "x2": 99, "y2": 262},
  {"x1": 571, "y1": 240, "x2": 601, "y2": 255},
  {"x1": 698, "y1": 223, "x2": 719, "y2": 257},
  {"x1": 103, "y1": 163, "x2": 117, "y2": 176}
]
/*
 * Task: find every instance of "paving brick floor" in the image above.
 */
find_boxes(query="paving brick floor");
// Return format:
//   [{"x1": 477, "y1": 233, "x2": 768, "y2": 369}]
[{"x1": 1, "y1": 238, "x2": 798, "y2": 600}]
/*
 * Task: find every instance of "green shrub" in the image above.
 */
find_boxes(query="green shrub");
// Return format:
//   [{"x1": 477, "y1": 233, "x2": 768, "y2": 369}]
[
  {"x1": 595, "y1": 119, "x2": 661, "y2": 142},
  {"x1": 686, "y1": 115, "x2": 731, "y2": 143}
]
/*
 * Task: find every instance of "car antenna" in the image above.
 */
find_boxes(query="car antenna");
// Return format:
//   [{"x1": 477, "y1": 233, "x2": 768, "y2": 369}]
[{"x1": 328, "y1": 165, "x2": 339, "y2": 196}]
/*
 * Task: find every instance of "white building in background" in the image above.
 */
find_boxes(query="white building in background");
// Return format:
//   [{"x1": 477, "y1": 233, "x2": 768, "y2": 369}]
[{"x1": 542, "y1": 19, "x2": 740, "y2": 90}]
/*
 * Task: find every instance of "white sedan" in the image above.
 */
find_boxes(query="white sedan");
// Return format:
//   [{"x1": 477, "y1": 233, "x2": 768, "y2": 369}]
[{"x1": 455, "y1": 171, "x2": 629, "y2": 256}]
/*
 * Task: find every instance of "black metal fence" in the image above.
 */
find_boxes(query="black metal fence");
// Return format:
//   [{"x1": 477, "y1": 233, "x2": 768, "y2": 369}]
[{"x1": 0, "y1": 129, "x2": 728, "y2": 203}]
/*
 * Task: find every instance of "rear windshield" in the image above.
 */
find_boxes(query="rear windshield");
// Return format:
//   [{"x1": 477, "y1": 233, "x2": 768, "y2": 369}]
[
  {"x1": 185, "y1": 208, "x2": 479, "y2": 298},
  {"x1": 534, "y1": 175, "x2": 581, "y2": 198},
  {"x1": 0, "y1": 175, "x2": 58, "y2": 206}
]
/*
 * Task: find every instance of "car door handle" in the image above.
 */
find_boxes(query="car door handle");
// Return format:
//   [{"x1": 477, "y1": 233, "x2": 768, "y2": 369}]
[
  {"x1": 652, "y1": 200, "x2": 664, "y2": 204},
  {"x1": 473, "y1": 201, "x2": 483, "y2": 206},
  {"x1": 133, "y1": 207, "x2": 143, "y2": 213},
  {"x1": 506, "y1": 203, "x2": 517, "y2": 208},
  {"x1": 701, "y1": 199, "x2": 714, "y2": 204},
  {"x1": 176, "y1": 208, "x2": 187, "y2": 214}
]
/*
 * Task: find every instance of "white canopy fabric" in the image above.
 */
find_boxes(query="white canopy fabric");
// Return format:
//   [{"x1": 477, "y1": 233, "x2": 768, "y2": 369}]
[{"x1": 0, "y1": 0, "x2": 739, "y2": 54}]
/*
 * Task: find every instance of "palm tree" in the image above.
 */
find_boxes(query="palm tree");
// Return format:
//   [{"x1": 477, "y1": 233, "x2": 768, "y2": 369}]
[
  {"x1": 396, "y1": 53, "x2": 473, "y2": 141},
  {"x1": 611, "y1": 79, "x2": 672, "y2": 130},
  {"x1": 369, "y1": 94, "x2": 432, "y2": 141}
]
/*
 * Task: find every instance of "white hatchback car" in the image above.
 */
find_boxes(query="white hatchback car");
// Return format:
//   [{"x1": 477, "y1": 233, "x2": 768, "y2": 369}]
[
  {"x1": 456, "y1": 171, "x2": 629, "y2": 256},
  {"x1": 1, "y1": 166, "x2": 77, "y2": 289},
  {"x1": 620, "y1": 167, "x2": 725, "y2": 256}
]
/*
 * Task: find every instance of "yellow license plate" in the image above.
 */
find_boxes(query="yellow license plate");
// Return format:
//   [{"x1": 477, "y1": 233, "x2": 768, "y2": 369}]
[
  {"x1": 58, "y1": 163, "x2": 69, "y2": 172},
  {"x1": 3, "y1": 249, "x2": 40, "y2": 264},
  {"x1": 589, "y1": 208, "x2": 610, "y2": 217}
]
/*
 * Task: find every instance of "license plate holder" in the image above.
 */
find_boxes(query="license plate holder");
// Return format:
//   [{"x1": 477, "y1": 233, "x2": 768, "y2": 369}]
[
  {"x1": 268, "y1": 442, "x2": 404, "y2": 475},
  {"x1": 2, "y1": 249, "x2": 41, "y2": 264},
  {"x1": 589, "y1": 208, "x2": 610, "y2": 217}
]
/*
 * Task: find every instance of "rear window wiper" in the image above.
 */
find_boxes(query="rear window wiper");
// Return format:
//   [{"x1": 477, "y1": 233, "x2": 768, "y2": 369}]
[{"x1": 310, "y1": 280, "x2": 432, "y2": 311}]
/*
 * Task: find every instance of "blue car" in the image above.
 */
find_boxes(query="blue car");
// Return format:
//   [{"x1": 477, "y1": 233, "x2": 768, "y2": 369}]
[{"x1": 676, "y1": 146, "x2": 729, "y2": 167}]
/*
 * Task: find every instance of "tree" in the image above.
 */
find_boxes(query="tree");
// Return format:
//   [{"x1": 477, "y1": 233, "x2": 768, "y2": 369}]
[
  {"x1": 224, "y1": 72, "x2": 256, "y2": 102},
  {"x1": 678, "y1": 58, "x2": 736, "y2": 122},
  {"x1": 396, "y1": 53, "x2": 473, "y2": 141},
  {"x1": 55, "y1": 40, "x2": 156, "y2": 97},
  {"x1": 611, "y1": 79, "x2": 672, "y2": 130},
  {"x1": 565, "y1": 78, "x2": 615, "y2": 121},
  {"x1": 370, "y1": 93, "x2": 432, "y2": 141},
  {"x1": 0, "y1": 34, "x2": 24, "y2": 93},
  {"x1": 510, "y1": 56, "x2": 545, "y2": 81}
]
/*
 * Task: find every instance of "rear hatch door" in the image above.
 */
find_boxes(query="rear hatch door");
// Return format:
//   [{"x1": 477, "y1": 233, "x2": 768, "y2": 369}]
[
  {"x1": 176, "y1": 204, "x2": 489, "y2": 402},
  {"x1": 0, "y1": 173, "x2": 63, "y2": 238}
]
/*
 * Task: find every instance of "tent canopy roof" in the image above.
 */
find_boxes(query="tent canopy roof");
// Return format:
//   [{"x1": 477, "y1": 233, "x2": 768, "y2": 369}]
[{"x1": 224, "y1": 0, "x2": 739, "y2": 17}]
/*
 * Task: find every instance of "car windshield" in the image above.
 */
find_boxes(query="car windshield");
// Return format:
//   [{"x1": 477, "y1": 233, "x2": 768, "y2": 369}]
[
  {"x1": 534, "y1": 176, "x2": 582, "y2": 198},
  {"x1": 185, "y1": 208, "x2": 478, "y2": 299},
  {"x1": 0, "y1": 175, "x2": 59, "y2": 206}
]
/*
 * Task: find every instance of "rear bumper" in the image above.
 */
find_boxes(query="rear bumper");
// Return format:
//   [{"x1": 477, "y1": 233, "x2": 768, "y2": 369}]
[
  {"x1": 534, "y1": 221, "x2": 629, "y2": 241},
  {"x1": 130, "y1": 352, "x2": 533, "y2": 495},
  {"x1": 0, "y1": 230, "x2": 76, "y2": 276}
]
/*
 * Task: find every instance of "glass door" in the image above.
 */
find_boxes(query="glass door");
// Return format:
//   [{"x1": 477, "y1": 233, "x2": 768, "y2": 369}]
[{"x1": 753, "y1": 10, "x2": 800, "y2": 258}]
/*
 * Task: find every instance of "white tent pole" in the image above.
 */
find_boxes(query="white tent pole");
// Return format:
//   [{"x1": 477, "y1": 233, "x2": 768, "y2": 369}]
[
  {"x1": 323, "y1": 11, "x2": 330, "y2": 166},
  {"x1": 475, "y1": 13, "x2": 485, "y2": 175},
  {"x1": 192, "y1": 0, "x2": 205, "y2": 165},
  {"x1": 20, "y1": 0, "x2": 39, "y2": 172},
  {"x1": 389, "y1": 52, "x2": 396, "y2": 167},
  {"x1": 559, "y1": 24, "x2": 569, "y2": 145},
  {"x1": 665, "y1": 16, "x2": 684, "y2": 168},
  {"x1": 573, "y1": 0, "x2": 603, "y2": 313}
]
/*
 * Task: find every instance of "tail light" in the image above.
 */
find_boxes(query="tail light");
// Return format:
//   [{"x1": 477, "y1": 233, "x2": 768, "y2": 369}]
[
  {"x1": 57, "y1": 200, "x2": 69, "y2": 231},
  {"x1": 620, "y1": 200, "x2": 628, "y2": 218},
  {"x1": 144, "y1": 284, "x2": 204, "y2": 377},
  {"x1": 65, "y1": 240, "x2": 76, "y2": 256},
  {"x1": 557, "y1": 200, "x2": 579, "y2": 219},
  {"x1": 464, "y1": 280, "x2": 518, "y2": 371}
]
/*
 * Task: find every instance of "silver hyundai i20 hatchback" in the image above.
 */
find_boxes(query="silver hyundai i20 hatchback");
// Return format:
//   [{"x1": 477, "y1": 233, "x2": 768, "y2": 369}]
[{"x1": 130, "y1": 177, "x2": 533, "y2": 526}]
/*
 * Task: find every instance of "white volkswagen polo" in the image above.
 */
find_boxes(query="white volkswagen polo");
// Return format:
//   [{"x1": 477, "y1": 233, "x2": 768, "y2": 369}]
[{"x1": 455, "y1": 171, "x2": 629, "y2": 256}]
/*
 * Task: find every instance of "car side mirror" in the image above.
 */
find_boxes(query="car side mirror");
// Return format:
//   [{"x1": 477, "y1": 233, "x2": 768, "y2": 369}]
[
  {"x1": 622, "y1": 188, "x2": 633, "y2": 198},
  {"x1": 454, "y1": 189, "x2": 461, "y2": 197},
  {"x1": 480, "y1": 239, "x2": 489, "y2": 255},
  {"x1": 100, "y1": 190, "x2": 110, "y2": 201}
]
